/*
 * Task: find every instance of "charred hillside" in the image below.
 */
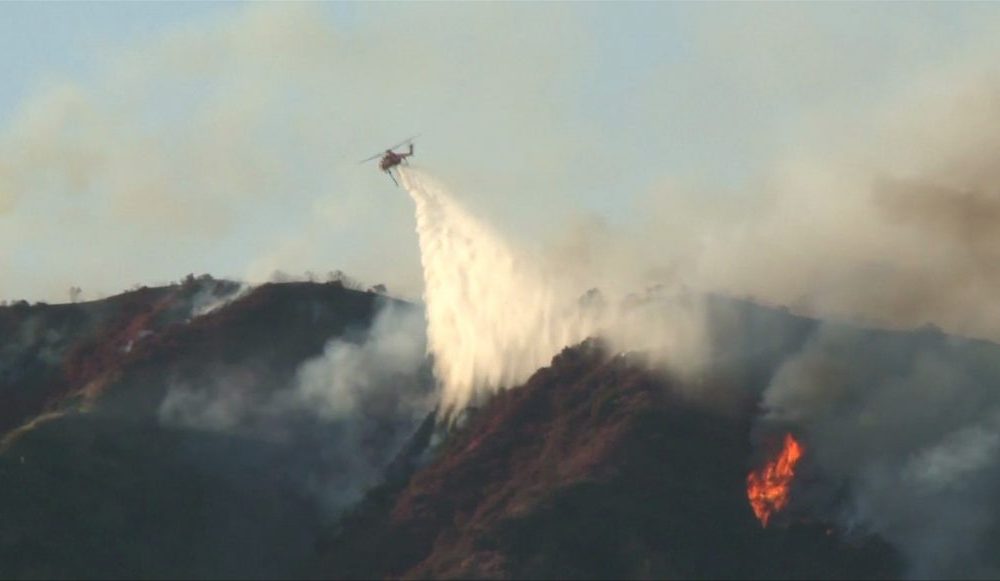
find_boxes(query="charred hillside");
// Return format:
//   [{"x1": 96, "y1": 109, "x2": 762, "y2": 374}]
[
  {"x1": 0, "y1": 283, "x2": 180, "y2": 437},
  {"x1": 0, "y1": 278, "x2": 389, "y2": 431},
  {"x1": 0, "y1": 280, "x2": 433, "y2": 579},
  {"x1": 320, "y1": 338, "x2": 900, "y2": 580},
  {"x1": 5, "y1": 277, "x2": 1000, "y2": 579}
]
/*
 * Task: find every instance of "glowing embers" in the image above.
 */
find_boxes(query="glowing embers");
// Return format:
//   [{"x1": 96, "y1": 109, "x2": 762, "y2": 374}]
[{"x1": 747, "y1": 433, "x2": 803, "y2": 527}]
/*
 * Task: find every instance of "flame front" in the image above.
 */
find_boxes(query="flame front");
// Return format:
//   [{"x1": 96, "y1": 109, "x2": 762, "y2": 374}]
[{"x1": 747, "y1": 433, "x2": 803, "y2": 527}]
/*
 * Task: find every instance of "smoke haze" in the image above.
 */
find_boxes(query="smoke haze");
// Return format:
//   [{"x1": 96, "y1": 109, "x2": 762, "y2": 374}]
[
  {"x1": 678, "y1": 76, "x2": 1000, "y2": 343},
  {"x1": 760, "y1": 324, "x2": 1000, "y2": 578},
  {"x1": 7, "y1": 3, "x2": 1000, "y2": 577},
  {"x1": 399, "y1": 167, "x2": 707, "y2": 410},
  {"x1": 159, "y1": 301, "x2": 434, "y2": 511},
  {"x1": 399, "y1": 127, "x2": 1000, "y2": 575},
  {"x1": 8, "y1": 3, "x2": 1000, "y2": 305}
]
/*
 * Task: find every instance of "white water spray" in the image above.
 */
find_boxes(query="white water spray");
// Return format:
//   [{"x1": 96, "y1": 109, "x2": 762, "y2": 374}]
[
  {"x1": 398, "y1": 167, "x2": 708, "y2": 411},
  {"x1": 399, "y1": 167, "x2": 599, "y2": 409}
]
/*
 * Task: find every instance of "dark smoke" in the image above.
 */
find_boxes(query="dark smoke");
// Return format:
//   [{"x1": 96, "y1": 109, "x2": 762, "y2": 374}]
[{"x1": 756, "y1": 320, "x2": 1000, "y2": 578}]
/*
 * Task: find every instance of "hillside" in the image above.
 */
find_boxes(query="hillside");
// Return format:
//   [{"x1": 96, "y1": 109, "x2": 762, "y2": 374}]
[
  {"x1": 0, "y1": 280, "x2": 433, "y2": 579},
  {"x1": 319, "y1": 338, "x2": 901, "y2": 579},
  {"x1": 4, "y1": 282, "x2": 1000, "y2": 578}
]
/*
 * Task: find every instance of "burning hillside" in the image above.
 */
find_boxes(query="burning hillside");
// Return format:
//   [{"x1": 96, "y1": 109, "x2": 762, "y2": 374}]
[
  {"x1": 1, "y1": 163, "x2": 999, "y2": 580},
  {"x1": 392, "y1": 166, "x2": 1000, "y2": 578},
  {"x1": 747, "y1": 433, "x2": 804, "y2": 527},
  {"x1": 6, "y1": 4, "x2": 1000, "y2": 579},
  {"x1": 318, "y1": 339, "x2": 899, "y2": 579},
  {"x1": 4, "y1": 273, "x2": 1000, "y2": 578}
]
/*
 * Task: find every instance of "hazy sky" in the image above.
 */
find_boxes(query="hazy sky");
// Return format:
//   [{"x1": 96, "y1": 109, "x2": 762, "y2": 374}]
[{"x1": 4, "y1": 2, "x2": 1000, "y2": 303}]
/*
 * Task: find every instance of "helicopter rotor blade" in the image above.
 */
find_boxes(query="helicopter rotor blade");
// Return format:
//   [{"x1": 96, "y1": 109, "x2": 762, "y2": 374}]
[
  {"x1": 359, "y1": 135, "x2": 420, "y2": 164},
  {"x1": 386, "y1": 134, "x2": 420, "y2": 152}
]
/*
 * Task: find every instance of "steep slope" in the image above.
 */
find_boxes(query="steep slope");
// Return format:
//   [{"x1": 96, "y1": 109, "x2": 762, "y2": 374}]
[
  {"x1": 0, "y1": 278, "x2": 242, "y2": 437},
  {"x1": 6, "y1": 281, "x2": 997, "y2": 579},
  {"x1": 0, "y1": 281, "x2": 433, "y2": 579},
  {"x1": 89, "y1": 281, "x2": 388, "y2": 418},
  {"x1": 321, "y1": 338, "x2": 900, "y2": 579}
]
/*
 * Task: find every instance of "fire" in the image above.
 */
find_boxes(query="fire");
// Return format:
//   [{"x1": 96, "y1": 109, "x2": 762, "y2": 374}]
[{"x1": 747, "y1": 433, "x2": 803, "y2": 527}]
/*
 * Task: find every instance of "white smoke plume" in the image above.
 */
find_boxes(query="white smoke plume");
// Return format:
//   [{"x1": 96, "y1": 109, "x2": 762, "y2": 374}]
[
  {"x1": 278, "y1": 301, "x2": 434, "y2": 508},
  {"x1": 399, "y1": 167, "x2": 707, "y2": 410},
  {"x1": 394, "y1": 72, "x2": 1000, "y2": 575},
  {"x1": 158, "y1": 301, "x2": 434, "y2": 511},
  {"x1": 288, "y1": 302, "x2": 431, "y2": 423},
  {"x1": 189, "y1": 282, "x2": 252, "y2": 319}
]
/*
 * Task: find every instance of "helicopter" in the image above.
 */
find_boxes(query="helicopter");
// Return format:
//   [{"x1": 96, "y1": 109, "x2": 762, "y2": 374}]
[{"x1": 360, "y1": 136, "x2": 418, "y2": 186}]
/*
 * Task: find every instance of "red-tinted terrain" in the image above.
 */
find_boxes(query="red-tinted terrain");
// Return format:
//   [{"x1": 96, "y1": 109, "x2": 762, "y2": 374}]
[
  {"x1": 8, "y1": 283, "x2": 1000, "y2": 579},
  {"x1": 0, "y1": 279, "x2": 429, "y2": 579},
  {"x1": 319, "y1": 338, "x2": 900, "y2": 579}
]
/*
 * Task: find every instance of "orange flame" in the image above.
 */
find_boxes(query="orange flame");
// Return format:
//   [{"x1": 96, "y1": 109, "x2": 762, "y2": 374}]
[{"x1": 747, "y1": 433, "x2": 803, "y2": 527}]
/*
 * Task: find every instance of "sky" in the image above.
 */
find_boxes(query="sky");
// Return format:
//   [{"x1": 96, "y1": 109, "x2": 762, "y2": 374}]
[{"x1": 4, "y1": 2, "x2": 1000, "y2": 304}]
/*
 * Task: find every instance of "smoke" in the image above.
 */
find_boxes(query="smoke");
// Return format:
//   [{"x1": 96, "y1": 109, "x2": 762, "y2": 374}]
[
  {"x1": 657, "y1": 72, "x2": 1000, "y2": 345},
  {"x1": 6, "y1": 4, "x2": 1000, "y2": 574},
  {"x1": 0, "y1": 2, "x2": 599, "y2": 303},
  {"x1": 189, "y1": 282, "x2": 252, "y2": 318},
  {"x1": 395, "y1": 140, "x2": 1000, "y2": 577},
  {"x1": 288, "y1": 301, "x2": 431, "y2": 423},
  {"x1": 398, "y1": 167, "x2": 707, "y2": 410},
  {"x1": 392, "y1": 72, "x2": 1000, "y2": 575},
  {"x1": 158, "y1": 301, "x2": 434, "y2": 511},
  {"x1": 757, "y1": 323, "x2": 1000, "y2": 578},
  {"x1": 276, "y1": 300, "x2": 434, "y2": 508},
  {"x1": 655, "y1": 74, "x2": 1000, "y2": 578},
  {"x1": 159, "y1": 371, "x2": 255, "y2": 432}
]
